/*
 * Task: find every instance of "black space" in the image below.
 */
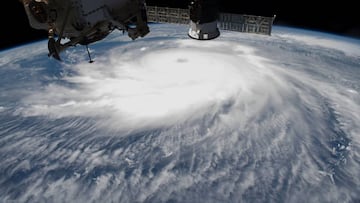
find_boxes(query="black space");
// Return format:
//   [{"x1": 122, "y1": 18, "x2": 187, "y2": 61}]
[{"x1": 1, "y1": 0, "x2": 359, "y2": 51}]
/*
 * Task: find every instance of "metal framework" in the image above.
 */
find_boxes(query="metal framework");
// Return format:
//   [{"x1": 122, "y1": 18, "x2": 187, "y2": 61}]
[
  {"x1": 218, "y1": 13, "x2": 276, "y2": 35},
  {"x1": 146, "y1": 6, "x2": 276, "y2": 35},
  {"x1": 146, "y1": 6, "x2": 190, "y2": 24}
]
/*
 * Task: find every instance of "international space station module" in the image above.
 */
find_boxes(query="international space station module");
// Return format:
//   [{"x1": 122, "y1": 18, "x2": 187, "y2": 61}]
[{"x1": 20, "y1": 0, "x2": 276, "y2": 61}]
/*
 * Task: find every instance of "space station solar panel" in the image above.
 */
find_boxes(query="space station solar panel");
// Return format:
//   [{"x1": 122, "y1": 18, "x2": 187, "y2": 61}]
[
  {"x1": 146, "y1": 6, "x2": 276, "y2": 35},
  {"x1": 218, "y1": 13, "x2": 276, "y2": 35},
  {"x1": 146, "y1": 6, "x2": 190, "y2": 25}
]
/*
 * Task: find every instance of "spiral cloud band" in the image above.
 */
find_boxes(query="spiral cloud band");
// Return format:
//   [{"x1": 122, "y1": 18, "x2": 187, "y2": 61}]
[{"x1": 0, "y1": 24, "x2": 359, "y2": 202}]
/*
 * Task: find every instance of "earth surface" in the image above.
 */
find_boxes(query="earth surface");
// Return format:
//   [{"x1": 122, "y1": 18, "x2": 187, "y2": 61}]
[{"x1": 0, "y1": 24, "x2": 360, "y2": 203}]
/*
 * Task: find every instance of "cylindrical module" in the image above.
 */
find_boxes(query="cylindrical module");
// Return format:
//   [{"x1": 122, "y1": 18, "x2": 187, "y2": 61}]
[{"x1": 188, "y1": 0, "x2": 220, "y2": 40}]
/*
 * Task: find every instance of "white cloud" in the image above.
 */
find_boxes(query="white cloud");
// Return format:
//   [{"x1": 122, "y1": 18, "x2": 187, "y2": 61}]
[
  {"x1": 275, "y1": 26, "x2": 360, "y2": 57},
  {"x1": 19, "y1": 39, "x2": 275, "y2": 132},
  {"x1": 2, "y1": 24, "x2": 360, "y2": 203}
]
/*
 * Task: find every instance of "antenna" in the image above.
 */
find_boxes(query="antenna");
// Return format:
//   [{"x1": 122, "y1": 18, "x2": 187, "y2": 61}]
[{"x1": 86, "y1": 45, "x2": 94, "y2": 63}]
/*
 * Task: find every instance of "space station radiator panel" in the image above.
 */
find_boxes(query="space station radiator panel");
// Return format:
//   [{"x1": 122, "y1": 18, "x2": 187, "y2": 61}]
[{"x1": 146, "y1": 6, "x2": 276, "y2": 35}]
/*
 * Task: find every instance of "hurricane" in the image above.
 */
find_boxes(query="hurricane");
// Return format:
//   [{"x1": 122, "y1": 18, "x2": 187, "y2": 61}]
[{"x1": 1, "y1": 24, "x2": 360, "y2": 202}]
